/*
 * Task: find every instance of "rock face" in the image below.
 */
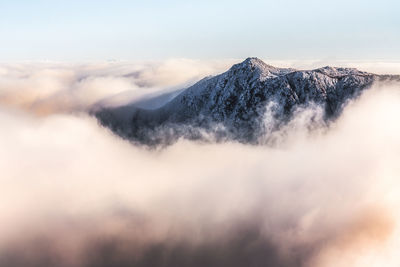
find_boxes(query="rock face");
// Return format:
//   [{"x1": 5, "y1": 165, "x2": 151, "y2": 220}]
[{"x1": 95, "y1": 57, "x2": 397, "y2": 145}]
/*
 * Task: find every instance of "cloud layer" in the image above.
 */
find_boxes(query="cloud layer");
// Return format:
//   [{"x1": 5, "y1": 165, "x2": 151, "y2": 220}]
[
  {"x1": 0, "y1": 59, "x2": 235, "y2": 115},
  {"x1": 0, "y1": 61, "x2": 400, "y2": 267}
]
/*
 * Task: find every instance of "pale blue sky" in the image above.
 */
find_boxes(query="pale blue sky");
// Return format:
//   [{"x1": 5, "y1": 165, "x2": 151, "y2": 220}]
[{"x1": 0, "y1": 0, "x2": 399, "y2": 61}]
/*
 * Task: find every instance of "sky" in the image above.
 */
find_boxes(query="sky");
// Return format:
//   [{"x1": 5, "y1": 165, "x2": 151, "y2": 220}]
[{"x1": 0, "y1": 0, "x2": 399, "y2": 61}]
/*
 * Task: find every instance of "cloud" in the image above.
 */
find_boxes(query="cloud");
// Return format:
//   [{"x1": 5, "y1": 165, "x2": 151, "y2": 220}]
[
  {"x1": 0, "y1": 59, "x2": 234, "y2": 115},
  {"x1": 0, "y1": 60, "x2": 400, "y2": 266}
]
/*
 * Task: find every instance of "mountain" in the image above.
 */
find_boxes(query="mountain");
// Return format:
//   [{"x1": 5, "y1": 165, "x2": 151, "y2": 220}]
[{"x1": 94, "y1": 57, "x2": 399, "y2": 145}]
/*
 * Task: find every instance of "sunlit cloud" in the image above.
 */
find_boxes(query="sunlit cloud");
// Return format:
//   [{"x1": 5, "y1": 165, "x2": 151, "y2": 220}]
[{"x1": 0, "y1": 61, "x2": 400, "y2": 266}]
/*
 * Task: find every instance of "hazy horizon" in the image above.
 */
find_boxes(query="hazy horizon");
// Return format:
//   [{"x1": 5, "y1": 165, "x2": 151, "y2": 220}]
[{"x1": 1, "y1": 0, "x2": 399, "y2": 61}]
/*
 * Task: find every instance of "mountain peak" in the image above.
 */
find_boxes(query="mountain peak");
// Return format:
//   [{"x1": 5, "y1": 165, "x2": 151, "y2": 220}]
[
  {"x1": 229, "y1": 57, "x2": 293, "y2": 80},
  {"x1": 95, "y1": 58, "x2": 391, "y2": 146},
  {"x1": 242, "y1": 57, "x2": 269, "y2": 66},
  {"x1": 234, "y1": 57, "x2": 276, "y2": 70}
]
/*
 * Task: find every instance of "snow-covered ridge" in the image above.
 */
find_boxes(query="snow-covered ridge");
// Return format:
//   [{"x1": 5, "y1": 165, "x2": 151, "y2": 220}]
[
  {"x1": 95, "y1": 57, "x2": 399, "y2": 145},
  {"x1": 229, "y1": 57, "x2": 296, "y2": 80}
]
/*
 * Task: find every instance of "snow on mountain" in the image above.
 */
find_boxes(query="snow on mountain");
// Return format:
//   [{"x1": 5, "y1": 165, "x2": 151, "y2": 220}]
[{"x1": 94, "y1": 57, "x2": 398, "y2": 145}]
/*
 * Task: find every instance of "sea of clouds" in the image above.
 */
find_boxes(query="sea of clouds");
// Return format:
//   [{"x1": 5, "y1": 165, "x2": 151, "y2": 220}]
[{"x1": 0, "y1": 59, "x2": 400, "y2": 267}]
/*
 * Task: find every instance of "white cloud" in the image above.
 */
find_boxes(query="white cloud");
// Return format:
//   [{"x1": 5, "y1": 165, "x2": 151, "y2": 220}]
[
  {"x1": 0, "y1": 59, "x2": 234, "y2": 115},
  {"x1": 0, "y1": 60, "x2": 400, "y2": 266}
]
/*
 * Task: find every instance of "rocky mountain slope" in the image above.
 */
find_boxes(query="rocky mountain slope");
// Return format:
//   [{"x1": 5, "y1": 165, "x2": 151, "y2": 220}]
[{"x1": 95, "y1": 58, "x2": 399, "y2": 145}]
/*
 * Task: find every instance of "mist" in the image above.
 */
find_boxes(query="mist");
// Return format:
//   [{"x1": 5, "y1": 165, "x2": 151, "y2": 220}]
[{"x1": 0, "y1": 61, "x2": 400, "y2": 267}]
